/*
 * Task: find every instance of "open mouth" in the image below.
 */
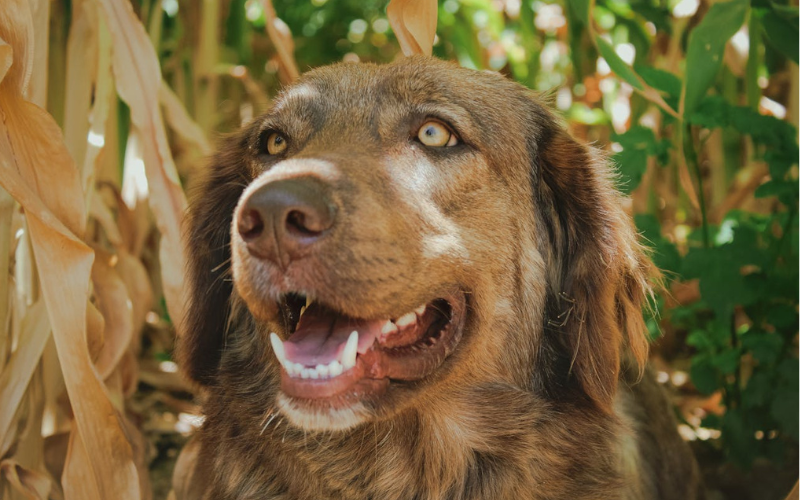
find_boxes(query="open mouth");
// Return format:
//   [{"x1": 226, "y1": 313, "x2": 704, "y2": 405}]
[{"x1": 269, "y1": 290, "x2": 466, "y2": 401}]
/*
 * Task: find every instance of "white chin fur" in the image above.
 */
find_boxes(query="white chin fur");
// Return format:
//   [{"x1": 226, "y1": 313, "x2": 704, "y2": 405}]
[{"x1": 276, "y1": 393, "x2": 370, "y2": 432}]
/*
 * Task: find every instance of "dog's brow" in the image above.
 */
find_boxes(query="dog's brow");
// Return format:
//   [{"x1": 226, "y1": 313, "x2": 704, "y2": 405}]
[{"x1": 273, "y1": 84, "x2": 319, "y2": 112}]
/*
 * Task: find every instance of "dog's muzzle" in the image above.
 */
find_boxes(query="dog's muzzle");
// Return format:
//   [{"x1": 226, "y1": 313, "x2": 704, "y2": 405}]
[{"x1": 236, "y1": 177, "x2": 338, "y2": 268}]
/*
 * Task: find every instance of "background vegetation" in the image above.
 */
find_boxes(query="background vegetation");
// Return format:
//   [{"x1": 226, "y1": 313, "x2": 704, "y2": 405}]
[{"x1": 0, "y1": 0, "x2": 796, "y2": 499}]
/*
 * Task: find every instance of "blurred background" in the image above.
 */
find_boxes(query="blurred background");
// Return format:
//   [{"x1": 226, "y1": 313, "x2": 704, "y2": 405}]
[{"x1": 0, "y1": 0, "x2": 797, "y2": 499}]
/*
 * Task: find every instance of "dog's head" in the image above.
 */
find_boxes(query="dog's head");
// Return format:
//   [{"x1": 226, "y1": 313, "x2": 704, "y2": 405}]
[{"x1": 179, "y1": 57, "x2": 651, "y2": 431}]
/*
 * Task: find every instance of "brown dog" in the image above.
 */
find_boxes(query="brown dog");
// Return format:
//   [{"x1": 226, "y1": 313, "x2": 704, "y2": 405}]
[{"x1": 175, "y1": 56, "x2": 701, "y2": 499}]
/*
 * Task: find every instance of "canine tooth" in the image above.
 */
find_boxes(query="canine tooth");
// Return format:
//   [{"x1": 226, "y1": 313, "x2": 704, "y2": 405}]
[
  {"x1": 269, "y1": 333, "x2": 286, "y2": 364},
  {"x1": 342, "y1": 331, "x2": 358, "y2": 369},
  {"x1": 396, "y1": 312, "x2": 417, "y2": 328},
  {"x1": 329, "y1": 360, "x2": 343, "y2": 377},
  {"x1": 305, "y1": 296, "x2": 312, "y2": 307},
  {"x1": 299, "y1": 305, "x2": 307, "y2": 317},
  {"x1": 381, "y1": 320, "x2": 398, "y2": 335},
  {"x1": 415, "y1": 304, "x2": 426, "y2": 315},
  {"x1": 292, "y1": 362, "x2": 304, "y2": 375},
  {"x1": 316, "y1": 364, "x2": 329, "y2": 378}
]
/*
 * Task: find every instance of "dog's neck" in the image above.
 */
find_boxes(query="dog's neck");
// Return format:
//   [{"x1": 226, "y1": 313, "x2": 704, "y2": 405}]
[{"x1": 201, "y1": 368, "x2": 622, "y2": 500}]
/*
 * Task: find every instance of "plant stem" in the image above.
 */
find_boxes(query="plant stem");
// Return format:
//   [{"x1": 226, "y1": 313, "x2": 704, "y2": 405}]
[{"x1": 684, "y1": 124, "x2": 711, "y2": 247}]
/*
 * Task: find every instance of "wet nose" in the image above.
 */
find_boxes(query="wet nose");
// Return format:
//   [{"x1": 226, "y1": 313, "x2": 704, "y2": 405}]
[{"x1": 237, "y1": 178, "x2": 337, "y2": 265}]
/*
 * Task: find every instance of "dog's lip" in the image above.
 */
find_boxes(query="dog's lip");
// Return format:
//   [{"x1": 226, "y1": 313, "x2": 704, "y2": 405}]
[{"x1": 272, "y1": 290, "x2": 467, "y2": 401}]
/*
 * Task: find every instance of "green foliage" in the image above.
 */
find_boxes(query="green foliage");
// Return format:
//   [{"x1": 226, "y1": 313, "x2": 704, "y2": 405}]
[{"x1": 682, "y1": 0, "x2": 748, "y2": 116}]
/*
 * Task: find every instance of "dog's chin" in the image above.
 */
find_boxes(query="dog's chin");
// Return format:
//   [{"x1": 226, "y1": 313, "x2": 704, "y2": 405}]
[
  {"x1": 240, "y1": 280, "x2": 468, "y2": 432},
  {"x1": 275, "y1": 393, "x2": 372, "y2": 431}
]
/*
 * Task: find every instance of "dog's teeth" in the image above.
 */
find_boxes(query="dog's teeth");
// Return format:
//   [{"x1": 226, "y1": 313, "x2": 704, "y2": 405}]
[
  {"x1": 381, "y1": 320, "x2": 398, "y2": 335},
  {"x1": 305, "y1": 296, "x2": 312, "y2": 308},
  {"x1": 299, "y1": 305, "x2": 306, "y2": 317},
  {"x1": 415, "y1": 304, "x2": 426, "y2": 315},
  {"x1": 300, "y1": 368, "x2": 311, "y2": 379},
  {"x1": 342, "y1": 331, "x2": 359, "y2": 370},
  {"x1": 329, "y1": 360, "x2": 343, "y2": 377},
  {"x1": 270, "y1": 333, "x2": 286, "y2": 364},
  {"x1": 396, "y1": 312, "x2": 417, "y2": 328},
  {"x1": 316, "y1": 364, "x2": 329, "y2": 377}
]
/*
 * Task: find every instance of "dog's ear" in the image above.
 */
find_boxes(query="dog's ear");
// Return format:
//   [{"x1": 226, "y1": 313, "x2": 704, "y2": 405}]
[
  {"x1": 177, "y1": 133, "x2": 251, "y2": 385},
  {"x1": 533, "y1": 126, "x2": 652, "y2": 412}
]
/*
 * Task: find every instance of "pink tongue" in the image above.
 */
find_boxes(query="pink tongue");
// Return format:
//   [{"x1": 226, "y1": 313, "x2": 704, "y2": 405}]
[{"x1": 282, "y1": 303, "x2": 384, "y2": 367}]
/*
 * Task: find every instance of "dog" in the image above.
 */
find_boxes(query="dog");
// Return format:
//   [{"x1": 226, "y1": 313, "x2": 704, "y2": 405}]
[{"x1": 174, "y1": 56, "x2": 702, "y2": 499}]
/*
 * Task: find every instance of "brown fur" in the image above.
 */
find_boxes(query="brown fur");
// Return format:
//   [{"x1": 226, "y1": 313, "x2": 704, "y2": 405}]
[{"x1": 175, "y1": 56, "x2": 701, "y2": 499}]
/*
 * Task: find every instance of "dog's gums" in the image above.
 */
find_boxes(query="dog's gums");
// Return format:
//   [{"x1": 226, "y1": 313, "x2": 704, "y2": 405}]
[{"x1": 269, "y1": 292, "x2": 466, "y2": 401}]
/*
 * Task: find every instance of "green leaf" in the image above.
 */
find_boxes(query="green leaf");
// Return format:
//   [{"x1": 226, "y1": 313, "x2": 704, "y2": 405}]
[
  {"x1": 687, "y1": 95, "x2": 730, "y2": 128},
  {"x1": 568, "y1": 0, "x2": 590, "y2": 25},
  {"x1": 691, "y1": 356, "x2": 719, "y2": 394},
  {"x1": 635, "y1": 214, "x2": 682, "y2": 275},
  {"x1": 686, "y1": 329, "x2": 716, "y2": 351},
  {"x1": 682, "y1": 0, "x2": 748, "y2": 117},
  {"x1": 712, "y1": 349, "x2": 741, "y2": 375},
  {"x1": 760, "y1": 9, "x2": 800, "y2": 64},
  {"x1": 595, "y1": 37, "x2": 644, "y2": 90},
  {"x1": 722, "y1": 409, "x2": 758, "y2": 467},
  {"x1": 742, "y1": 372, "x2": 772, "y2": 408},
  {"x1": 741, "y1": 331, "x2": 783, "y2": 365},
  {"x1": 754, "y1": 179, "x2": 799, "y2": 205},
  {"x1": 634, "y1": 65, "x2": 681, "y2": 97},
  {"x1": 767, "y1": 303, "x2": 799, "y2": 331},
  {"x1": 771, "y1": 389, "x2": 799, "y2": 440}
]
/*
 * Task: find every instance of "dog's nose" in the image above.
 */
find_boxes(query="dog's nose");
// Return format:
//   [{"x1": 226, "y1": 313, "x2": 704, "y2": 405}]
[{"x1": 237, "y1": 178, "x2": 336, "y2": 264}]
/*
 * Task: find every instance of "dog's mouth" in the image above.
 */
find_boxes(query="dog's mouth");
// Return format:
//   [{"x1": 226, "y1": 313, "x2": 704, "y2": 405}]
[{"x1": 269, "y1": 290, "x2": 466, "y2": 401}]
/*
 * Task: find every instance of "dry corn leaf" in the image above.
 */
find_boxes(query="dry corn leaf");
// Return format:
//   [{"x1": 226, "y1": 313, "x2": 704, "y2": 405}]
[
  {"x1": 387, "y1": 0, "x2": 437, "y2": 57},
  {"x1": 0, "y1": 300, "x2": 49, "y2": 456},
  {"x1": 0, "y1": 7, "x2": 142, "y2": 498},
  {"x1": 0, "y1": 4, "x2": 32, "y2": 93},
  {"x1": 91, "y1": 250, "x2": 134, "y2": 379},
  {"x1": 0, "y1": 459, "x2": 51, "y2": 500},
  {"x1": 115, "y1": 251, "x2": 154, "y2": 342},
  {"x1": 80, "y1": 10, "x2": 114, "y2": 208},
  {"x1": 97, "y1": 0, "x2": 188, "y2": 330},
  {"x1": 0, "y1": 187, "x2": 13, "y2": 346},
  {"x1": 159, "y1": 82, "x2": 212, "y2": 156},
  {"x1": 26, "y1": 215, "x2": 140, "y2": 500},
  {"x1": 261, "y1": 0, "x2": 300, "y2": 82},
  {"x1": 61, "y1": 425, "x2": 100, "y2": 500},
  {"x1": 171, "y1": 434, "x2": 205, "y2": 500},
  {"x1": 63, "y1": 0, "x2": 97, "y2": 172},
  {"x1": 27, "y1": 0, "x2": 49, "y2": 107},
  {"x1": 89, "y1": 189, "x2": 123, "y2": 246}
]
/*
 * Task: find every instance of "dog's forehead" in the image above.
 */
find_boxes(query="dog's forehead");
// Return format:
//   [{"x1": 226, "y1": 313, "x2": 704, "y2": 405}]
[{"x1": 273, "y1": 58, "x2": 507, "y2": 117}]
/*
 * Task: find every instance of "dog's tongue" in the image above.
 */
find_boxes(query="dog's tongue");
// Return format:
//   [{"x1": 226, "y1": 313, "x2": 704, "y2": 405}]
[{"x1": 282, "y1": 302, "x2": 382, "y2": 366}]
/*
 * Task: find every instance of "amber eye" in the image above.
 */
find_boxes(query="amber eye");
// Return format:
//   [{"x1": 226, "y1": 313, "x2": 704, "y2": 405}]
[
  {"x1": 265, "y1": 132, "x2": 288, "y2": 155},
  {"x1": 417, "y1": 121, "x2": 458, "y2": 147}
]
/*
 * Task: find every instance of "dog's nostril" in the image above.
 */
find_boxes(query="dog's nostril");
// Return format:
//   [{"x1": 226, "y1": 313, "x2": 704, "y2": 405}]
[
  {"x1": 285, "y1": 208, "x2": 333, "y2": 236},
  {"x1": 238, "y1": 209, "x2": 265, "y2": 240}
]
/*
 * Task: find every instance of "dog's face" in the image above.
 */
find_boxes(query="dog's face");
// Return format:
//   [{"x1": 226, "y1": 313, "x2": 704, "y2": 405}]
[{"x1": 180, "y1": 57, "x2": 650, "y2": 432}]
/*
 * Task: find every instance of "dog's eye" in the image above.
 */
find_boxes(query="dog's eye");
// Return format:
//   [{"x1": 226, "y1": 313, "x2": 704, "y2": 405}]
[
  {"x1": 417, "y1": 121, "x2": 458, "y2": 147},
  {"x1": 265, "y1": 132, "x2": 288, "y2": 155}
]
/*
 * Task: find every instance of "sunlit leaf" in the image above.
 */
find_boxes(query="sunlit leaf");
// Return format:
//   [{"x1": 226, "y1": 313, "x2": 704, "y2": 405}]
[
  {"x1": 0, "y1": 459, "x2": 51, "y2": 500},
  {"x1": 261, "y1": 0, "x2": 299, "y2": 81},
  {"x1": 595, "y1": 37, "x2": 643, "y2": 91},
  {"x1": 97, "y1": 0, "x2": 188, "y2": 330},
  {"x1": 387, "y1": 0, "x2": 437, "y2": 56},
  {"x1": 682, "y1": 0, "x2": 748, "y2": 117}
]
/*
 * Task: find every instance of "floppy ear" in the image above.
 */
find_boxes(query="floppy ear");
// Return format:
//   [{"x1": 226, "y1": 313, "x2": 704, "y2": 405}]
[
  {"x1": 534, "y1": 126, "x2": 652, "y2": 412},
  {"x1": 177, "y1": 133, "x2": 252, "y2": 385}
]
